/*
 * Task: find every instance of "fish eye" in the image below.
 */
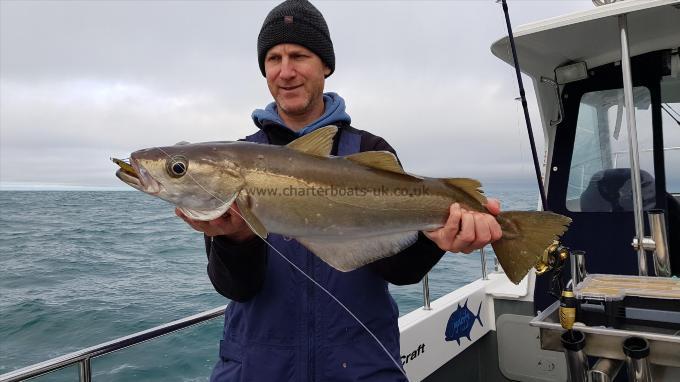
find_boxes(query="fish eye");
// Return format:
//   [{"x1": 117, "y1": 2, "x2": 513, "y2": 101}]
[{"x1": 166, "y1": 156, "x2": 188, "y2": 178}]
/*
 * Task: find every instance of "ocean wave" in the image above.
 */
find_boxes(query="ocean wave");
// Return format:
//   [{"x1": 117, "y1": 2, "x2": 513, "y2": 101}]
[{"x1": 0, "y1": 189, "x2": 537, "y2": 379}]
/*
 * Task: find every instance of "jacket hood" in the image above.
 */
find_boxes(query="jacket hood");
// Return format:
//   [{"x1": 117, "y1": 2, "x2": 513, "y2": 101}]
[{"x1": 251, "y1": 92, "x2": 351, "y2": 136}]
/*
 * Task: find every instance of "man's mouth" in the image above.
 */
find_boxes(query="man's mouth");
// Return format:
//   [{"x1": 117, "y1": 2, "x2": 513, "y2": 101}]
[{"x1": 280, "y1": 84, "x2": 302, "y2": 91}]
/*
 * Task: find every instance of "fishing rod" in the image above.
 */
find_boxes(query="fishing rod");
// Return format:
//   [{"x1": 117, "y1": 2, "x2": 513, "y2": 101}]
[
  {"x1": 499, "y1": 0, "x2": 548, "y2": 211},
  {"x1": 499, "y1": 0, "x2": 571, "y2": 307}
]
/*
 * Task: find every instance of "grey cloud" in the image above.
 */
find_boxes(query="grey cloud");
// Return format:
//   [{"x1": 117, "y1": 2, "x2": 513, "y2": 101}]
[{"x1": 1, "y1": 0, "x2": 593, "y2": 189}]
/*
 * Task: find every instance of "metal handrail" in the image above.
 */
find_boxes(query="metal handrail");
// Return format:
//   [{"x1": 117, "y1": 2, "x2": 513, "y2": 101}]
[
  {"x1": 481, "y1": 246, "x2": 489, "y2": 280},
  {"x1": 613, "y1": 146, "x2": 680, "y2": 167},
  {"x1": 619, "y1": 14, "x2": 647, "y2": 276},
  {"x1": 422, "y1": 274, "x2": 432, "y2": 310},
  {"x1": 7, "y1": 256, "x2": 499, "y2": 380},
  {"x1": 421, "y1": 246, "x2": 493, "y2": 310},
  {"x1": 0, "y1": 305, "x2": 227, "y2": 382},
  {"x1": 567, "y1": 147, "x2": 680, "y2": 196}
]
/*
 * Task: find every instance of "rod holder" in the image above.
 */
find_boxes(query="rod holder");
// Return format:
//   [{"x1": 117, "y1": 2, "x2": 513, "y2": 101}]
[
  {"x1": 570, "y1": 250, "x2": 587, "y2": 288},
  {"x1": 561, "y1": 331, "x2": 588, "y2": 382},
  {"x1": 588, "y1": 358, "x2": 623, "y2": 382},
  {"x1": 623, "y1": 337, "x2": 652, "y2": 382},
  {"x1": 648, "y1": 210, "x2": 671, "y2": 277},
  {"x1": 632, "y1": 210, "x2": 672, "y2": 278}
]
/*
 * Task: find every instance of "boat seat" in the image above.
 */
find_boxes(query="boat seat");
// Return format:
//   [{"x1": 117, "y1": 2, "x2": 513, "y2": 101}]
[{"x1": 580, "y1": 168, "x2": 656, "y2": 212}]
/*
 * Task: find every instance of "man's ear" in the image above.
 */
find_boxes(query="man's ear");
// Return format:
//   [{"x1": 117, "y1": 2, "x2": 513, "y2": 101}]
[{"x1": 323, "y1": 65, "x2": 331, "y2": 77}]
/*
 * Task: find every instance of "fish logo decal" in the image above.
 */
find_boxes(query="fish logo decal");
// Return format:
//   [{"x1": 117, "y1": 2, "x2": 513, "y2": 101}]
[{"x1": 445, "y1": 299, "x2": 483, "y2": 345}]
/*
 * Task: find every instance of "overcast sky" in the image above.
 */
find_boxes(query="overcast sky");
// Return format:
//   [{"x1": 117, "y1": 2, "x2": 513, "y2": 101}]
[{"x1": 0, "y1": 0, "x2": 594, "y2": 190}]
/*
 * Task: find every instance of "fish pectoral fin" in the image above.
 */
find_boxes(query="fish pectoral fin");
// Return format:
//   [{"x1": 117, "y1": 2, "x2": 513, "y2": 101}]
[
  {"x1": 235, "y1": 193, "x2": 268, "y2": 239},
  {"x1": 286, "y1": 125, "x2": 338, "y2": 157},
  {"x1": 442, "y1": 178, "x2": 487, "y2": 205},
  {"x1": 343, "y1": 151, "x2": 415, "y2": 177},
  {"x1": 179, "y1": 203, "x2": 232, "y2": 221},
  {"x1": 296, "y1": 231, "x2": 419, "y2": 272},
  {"x1": 178, "y1": 193, "x2": 239, "y2": 221}
]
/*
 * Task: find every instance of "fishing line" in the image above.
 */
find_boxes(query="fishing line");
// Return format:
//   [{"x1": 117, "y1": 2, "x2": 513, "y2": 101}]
[
  {"x1": 663, "y1": 103, "x2": 680, "y2": 119},
  {"x1": 154, "y1": 146, "x2": 408, "y2": 378},
  {"x1": 661, "y1": 104, "x2": 680, "y2": 126}
]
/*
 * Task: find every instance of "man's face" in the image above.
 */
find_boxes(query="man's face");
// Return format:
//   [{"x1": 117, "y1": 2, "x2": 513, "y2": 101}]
[{"x1": 264, "y1": 44, "x2": 331, "y2": 119}]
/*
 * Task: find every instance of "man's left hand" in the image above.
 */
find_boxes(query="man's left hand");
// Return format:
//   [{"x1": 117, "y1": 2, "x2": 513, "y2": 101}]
[{"x1": 424, "y1": 198, "x2": 502, "y2": 254}]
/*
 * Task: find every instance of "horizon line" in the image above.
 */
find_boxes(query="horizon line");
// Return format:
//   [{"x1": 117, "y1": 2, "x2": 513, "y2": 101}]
[{"x1": 0, "y1": 181, "x2": 541, "y2": 192}]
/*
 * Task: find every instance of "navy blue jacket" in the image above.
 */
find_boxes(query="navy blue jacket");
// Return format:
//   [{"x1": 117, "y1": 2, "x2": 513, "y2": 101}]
[{"x1": 207, "y1": 123, "x2": 444, "y2": 381}]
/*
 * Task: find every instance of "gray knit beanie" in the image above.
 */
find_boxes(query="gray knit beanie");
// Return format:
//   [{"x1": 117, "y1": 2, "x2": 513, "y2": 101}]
[{"x1": 257, "y1": 0, "x2": 335, "y2": 77}]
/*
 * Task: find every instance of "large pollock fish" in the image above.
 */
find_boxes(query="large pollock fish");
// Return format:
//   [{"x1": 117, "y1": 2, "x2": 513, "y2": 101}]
[{"x1": 115, "y1": 126, "x2": 571, "y2": 284}]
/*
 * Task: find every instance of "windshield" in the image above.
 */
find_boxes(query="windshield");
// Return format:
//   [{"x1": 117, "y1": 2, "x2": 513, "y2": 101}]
[
  {"x1": 566, "y1": 87, "x2": 655, "y2": 212},
  {"x1": 661, "y1": 75, "x2": 680, "y2": 195}
]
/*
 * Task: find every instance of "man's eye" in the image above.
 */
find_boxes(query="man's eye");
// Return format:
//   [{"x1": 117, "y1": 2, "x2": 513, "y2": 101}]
[{"x1": 267, "y1": 56, "x2": 280, "y2": 62}]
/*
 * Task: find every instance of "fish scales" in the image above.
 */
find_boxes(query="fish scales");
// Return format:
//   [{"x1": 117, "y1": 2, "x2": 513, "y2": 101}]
[{"x1": 241, "y1": 147, "x2": 462, "y2": 237}]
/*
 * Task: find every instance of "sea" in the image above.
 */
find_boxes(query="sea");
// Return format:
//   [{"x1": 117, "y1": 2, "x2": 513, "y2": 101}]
[{"x1": 0, "y1": 187, "x2": 538, "y2": 381}]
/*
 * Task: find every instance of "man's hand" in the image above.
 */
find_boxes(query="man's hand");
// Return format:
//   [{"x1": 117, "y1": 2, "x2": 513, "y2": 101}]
[
  {"x1": 424, "y1": 198, "x2": 502, "y2": 254},
  {"x1": 175, "y1": 204, "x2": 255, "y2": 242}
]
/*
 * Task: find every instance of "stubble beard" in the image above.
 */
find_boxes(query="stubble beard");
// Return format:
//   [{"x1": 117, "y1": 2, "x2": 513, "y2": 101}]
[
  {"x1": 275, "y1": 81, "x2": 325, "y2": 120},
  {"x1": 277, "y1": 96, "x2": 314, "y2": 117}
]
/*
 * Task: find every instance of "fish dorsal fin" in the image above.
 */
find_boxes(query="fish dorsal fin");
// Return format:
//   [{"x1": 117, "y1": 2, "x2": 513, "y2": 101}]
[
  {"x1": 344, "y1": 151, "x2": 405, "y2": 174},
  {"x1": 286, "y1": 125, "x2": 338, "y2": 157},
  {"x1": 443, "y1": 178, "x2": 487, "y2": 205}
]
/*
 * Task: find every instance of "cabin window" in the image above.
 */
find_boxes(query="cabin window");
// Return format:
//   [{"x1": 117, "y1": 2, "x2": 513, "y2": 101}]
[
  {"x1": 661, "y1": 75, "x2": 680, "y2": 196},
  {"x1": 566, "y1": 87, "x2": 655, "y2": 212}
]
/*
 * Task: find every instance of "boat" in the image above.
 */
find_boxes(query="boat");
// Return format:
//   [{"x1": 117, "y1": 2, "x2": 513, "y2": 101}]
[{"x1": 2, "y1": 0, "x2": 678, "y2": 381}]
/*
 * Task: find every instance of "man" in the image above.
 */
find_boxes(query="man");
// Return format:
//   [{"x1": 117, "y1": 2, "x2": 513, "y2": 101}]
[{"x1": 177, "y1": 1, "x2": 502, "y2": 380}]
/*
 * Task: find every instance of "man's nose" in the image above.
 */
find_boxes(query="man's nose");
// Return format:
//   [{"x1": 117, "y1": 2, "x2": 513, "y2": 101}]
[{"x1": 279, "y1": 57, "x2": 296, "y2": 80}]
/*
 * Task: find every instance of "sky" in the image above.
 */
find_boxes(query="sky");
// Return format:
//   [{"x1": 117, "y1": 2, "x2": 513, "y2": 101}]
[{"x1": 0, "y1": 0, "x2": 595, "y2": 190}]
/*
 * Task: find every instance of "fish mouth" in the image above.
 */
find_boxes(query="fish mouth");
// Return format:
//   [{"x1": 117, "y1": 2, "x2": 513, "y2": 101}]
[
  {"x1": 113, "y1": 158, "x2": 163, "y2": 195},
  {"x1": 115, "y1": 168, "x2": 143, "y2": 190}
]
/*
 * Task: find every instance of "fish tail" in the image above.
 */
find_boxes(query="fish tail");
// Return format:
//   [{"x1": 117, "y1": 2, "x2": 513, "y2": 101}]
[
  {"x1": 491, "y1": 211, "x2": 571, "y2": 285},
  {"x1": 475, "y1": 301, "x2": 483, "y2": 327}
]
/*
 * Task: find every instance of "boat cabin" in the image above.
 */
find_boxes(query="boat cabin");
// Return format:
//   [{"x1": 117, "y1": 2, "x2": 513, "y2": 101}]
[{"x1": 492, "y1": 0, "x2": 680, "y2": 312}]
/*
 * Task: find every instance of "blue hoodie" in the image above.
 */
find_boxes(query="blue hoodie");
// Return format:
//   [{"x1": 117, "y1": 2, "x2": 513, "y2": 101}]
[{"x1": 251, "y1": 92, "x2": 351, "y2": 136}]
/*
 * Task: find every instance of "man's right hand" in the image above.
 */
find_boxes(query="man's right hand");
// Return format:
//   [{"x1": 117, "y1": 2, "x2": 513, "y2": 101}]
[{"x1": 175, "y1": 205, "x2": 256, "y2": 242}]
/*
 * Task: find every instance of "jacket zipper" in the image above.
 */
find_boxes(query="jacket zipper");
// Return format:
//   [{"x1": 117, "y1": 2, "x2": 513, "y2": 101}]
[{"x1": 307, "y1": 250, "x2": 315, "y2": 381}]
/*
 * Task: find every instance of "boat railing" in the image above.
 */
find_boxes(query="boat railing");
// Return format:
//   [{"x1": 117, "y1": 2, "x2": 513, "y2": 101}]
[
  {"x1": 4, "y1": 247, "x2": 495, "y2": 382},
  {"x1": 421, "y1": 245, "x2": 493, "y2": 310},
  {"x1": 612, "y1": 146, "x2": 680, "y2": 168},
  {"x1": 0, "y1": 305, "x2": 227, "y2": 382}
]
